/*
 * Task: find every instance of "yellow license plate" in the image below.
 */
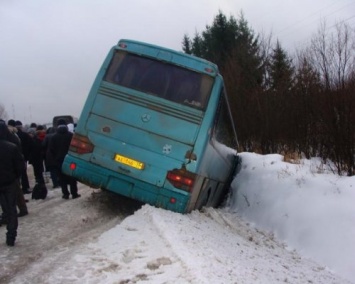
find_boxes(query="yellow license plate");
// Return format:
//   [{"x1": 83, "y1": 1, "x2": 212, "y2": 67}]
[{"x1": 114, "y1": 154, "x2": 144, "y2": 170}]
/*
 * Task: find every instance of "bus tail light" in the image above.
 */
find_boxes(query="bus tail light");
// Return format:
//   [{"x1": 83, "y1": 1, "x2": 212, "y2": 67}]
[
  {"x1": 166, "y1": 168, "x2": 196, "y2": 192},
  {"x1": 69, "y1": 134, "x2": 94, "y2": 154}
]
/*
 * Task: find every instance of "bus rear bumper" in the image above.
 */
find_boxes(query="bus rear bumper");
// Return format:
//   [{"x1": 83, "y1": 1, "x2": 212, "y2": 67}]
[{"x1": 62, "y1": 155, "x2": 189, "y2": 213}]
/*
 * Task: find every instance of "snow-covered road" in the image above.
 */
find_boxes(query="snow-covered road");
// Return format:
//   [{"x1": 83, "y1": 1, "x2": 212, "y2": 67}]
[
  {"x1": 0, "y1": 182, "x2": 142, "y2": 283},
  {"x1": 1, "y1": 153, "x2": 353, "y2": 283},
  {"x1": 0, "y1": 184, "x2": 348, "y2": 283}
]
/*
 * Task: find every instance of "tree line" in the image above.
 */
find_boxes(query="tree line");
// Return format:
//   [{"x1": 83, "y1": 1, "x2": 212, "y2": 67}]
[{"x1": 182, "y1": 11, "x2": 355, "y2": 176}]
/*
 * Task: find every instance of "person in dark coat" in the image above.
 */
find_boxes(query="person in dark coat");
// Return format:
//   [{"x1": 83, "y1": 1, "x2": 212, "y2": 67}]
[
  {"x1": 28, "y1": 128, "x2": 45, "y2": 185},
  {"x1": 15, "y1": 120, "x2": 33, "y2": 194},
  {"x1": 42, "y1": 127, "x2": 59, "y2": 188},
  {"x1": 7, "y1": 120, "x2": 28, "y2": 217},
  {"x1": 5, "y1": 119, "x2": 21, "y2": 148},
  {"x1": 0, "y1": 121, "x2": 25, "y2": 246},
  {"x1": 49, "y1": 119, "x2": 80, "y2": 199}
]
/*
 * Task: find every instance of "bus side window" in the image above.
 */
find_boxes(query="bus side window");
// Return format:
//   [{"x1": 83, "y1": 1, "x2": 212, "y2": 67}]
[{"x1": 214, "y1": 90, "x2": 237, "y2": 149}]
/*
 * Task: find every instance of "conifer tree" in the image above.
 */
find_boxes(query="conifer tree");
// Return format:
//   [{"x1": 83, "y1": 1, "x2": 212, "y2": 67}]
[
  {"x1": 200, "y1": 11, "x2": 238, "y2": 68},
  {"x1": 268, "y1": 40, "x2": 294, "y2": 93},
  {"x1": 182, "y1": 11, "x2": 264, "y2": 151},
  {"x1": 182, "y1": 34, "x2": 192, "y2": 54},
  {"x1": 292, "y1": 54, "x2": 322, "y2": 158},
  {"x1": 191, "y1": 32, "x2": 204, "y2": 58}
]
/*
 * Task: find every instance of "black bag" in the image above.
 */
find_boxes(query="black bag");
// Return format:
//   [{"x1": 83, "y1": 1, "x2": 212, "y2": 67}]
[{"x1": 32, "y1": 183, "x2": 48, "y2": 200}]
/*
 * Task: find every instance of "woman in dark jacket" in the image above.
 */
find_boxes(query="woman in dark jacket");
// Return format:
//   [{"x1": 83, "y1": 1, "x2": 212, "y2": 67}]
[
  {"x1": 6, "y1": 120, "x2": 28, "y2": 216},
  {"x1": 0, "y1": 121, "x2": 24, "y2": 246}
]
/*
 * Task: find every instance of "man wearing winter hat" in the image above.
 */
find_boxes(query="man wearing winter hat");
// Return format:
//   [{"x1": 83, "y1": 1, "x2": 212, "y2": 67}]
[
  {"x1": 49, "y1": 119, "x2": 80, "y2": 199},
  {"x1": 6, "y1": 119, "x2": 21, "y2": 147}
]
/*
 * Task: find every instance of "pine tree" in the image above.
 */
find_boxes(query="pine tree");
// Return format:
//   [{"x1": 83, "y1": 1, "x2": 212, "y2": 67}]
[
  {"x1": 293, "y1": 54, "x2": 322, "y2": 158},
  {"x1": 182, "y1": 34, "x2": 192, "y2": 54},
  {"x1": 256, "y1": 41, "x2": 295, "y2": 153},
  {"x1": 181, "y1": 11, "x2": 264, "y2": 151},
  {"x1": 201, "y1": 11, "x2": 238, "y2": 68},
  {"x1": 191, "y1": 32, "x2": 204, "y2": 58},
  {"x1": 268, "y1": 40, "x2": 294, "y2": 93},
  {"x1": 183, "y1": 11, "x2": 240, "y2": 69},
  {"x1": 233, "y1": 12, "x2": 264, "y2": 90}
]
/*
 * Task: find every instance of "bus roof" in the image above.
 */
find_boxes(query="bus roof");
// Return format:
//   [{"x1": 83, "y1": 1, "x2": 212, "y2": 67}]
[{"x1": 116, "y1": 39, "x2": 220, "y2": 77}]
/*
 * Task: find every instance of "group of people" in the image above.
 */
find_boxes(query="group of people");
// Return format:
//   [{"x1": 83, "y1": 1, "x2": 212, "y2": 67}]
[{"x1": 0, "y1": 118, "x2": 80, "y2": 247}]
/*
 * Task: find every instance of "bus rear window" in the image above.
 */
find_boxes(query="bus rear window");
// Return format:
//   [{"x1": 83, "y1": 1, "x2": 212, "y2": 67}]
[{"x1": 104, "y1": 51, "x2": 214, "y2": 110}]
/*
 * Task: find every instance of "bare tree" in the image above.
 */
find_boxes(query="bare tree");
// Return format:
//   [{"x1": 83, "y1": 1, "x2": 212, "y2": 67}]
[
  {"x1": 0, "y1": 104, "x2": 8, "y2": 120},
  {"x1": 309, "y1": 20, "x2": 334, "y2": 90},
  {"x1": 258, "y1": 30, "x2": 274, "y2": 89},
  {"x1": 305, "y1": 20, "x2": 355, "y2": 175},
  {"x1": 333, "y1": 22, "x2": 355, "y2": 90},
  {"x1": 310, "y1": 20, "x2": 355, "y2": 90}
]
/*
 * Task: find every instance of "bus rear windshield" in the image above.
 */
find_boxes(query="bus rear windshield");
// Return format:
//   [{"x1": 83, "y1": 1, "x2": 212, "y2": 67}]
[{"x1": 104, "y1": 51, "x2": 214, "y2": 110}]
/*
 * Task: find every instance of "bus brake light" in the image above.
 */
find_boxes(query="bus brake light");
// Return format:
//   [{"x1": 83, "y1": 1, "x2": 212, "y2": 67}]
[
  {"x1": 166, "y1": 169, "x2": 196, "y2": 192},
  {"x1": 69, "y1": 163, "x2": 77, "y2": 170},
  {"x1": 69, "y1": 134, "x2": 94, "y2": 154}
]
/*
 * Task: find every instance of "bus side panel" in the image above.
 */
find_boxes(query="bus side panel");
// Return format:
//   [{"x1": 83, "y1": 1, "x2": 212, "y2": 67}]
[
  {"x1": 183, "y1": 78, "x2": 237, "y2": 211},
  {"x1": 186, "y1": 139, "x2": 237, "y2": 211}
]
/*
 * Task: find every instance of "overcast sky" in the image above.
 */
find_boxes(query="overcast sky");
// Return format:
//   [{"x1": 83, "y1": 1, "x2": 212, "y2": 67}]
[{"x1": 1, "y1": 0, "x2": 354, "y2": 124}]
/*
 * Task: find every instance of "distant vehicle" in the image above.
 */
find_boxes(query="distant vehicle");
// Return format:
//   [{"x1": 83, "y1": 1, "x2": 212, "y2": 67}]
[
  {"x1": 43, "y1": 122, "x2": 53, "y2": 130},
  {"x1": 52, "y1": 115, "x2": 78, "y2": 128},
  {"x1": 62, "y1": 39, "x2": 239, "y2": 213}
]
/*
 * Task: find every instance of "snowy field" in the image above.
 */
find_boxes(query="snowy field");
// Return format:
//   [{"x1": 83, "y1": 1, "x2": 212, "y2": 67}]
[{"x1": 0, "y1": 152, "x2": 354, "y2": 283}]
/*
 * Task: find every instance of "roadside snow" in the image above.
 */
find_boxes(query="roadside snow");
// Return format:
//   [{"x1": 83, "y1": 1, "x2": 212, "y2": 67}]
[
  {"x1": 229, "y1": 153, "x2": 355, "y2": 282},
  {"x1": 1, "y1": 153, "x2": 354, "y2": 283}
]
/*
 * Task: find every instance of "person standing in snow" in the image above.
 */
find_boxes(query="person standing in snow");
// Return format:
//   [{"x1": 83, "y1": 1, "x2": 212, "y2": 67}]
[
  {"x1": 15, "y1": 120, "x2": 33, "y2": 195},
  {"x1": 0, "y1": 120, "x2": 25, "y2": 246},
  {"x1": 27, "y1": 127, "x2": 46, "y2": 185},
  {"x1": 6, "y1": 119, "x2": 21, "y2": 148},
  {"x1": 42, "y1": 127, "x2": 60, "y2": 189},
  {"x1": 49, "y1": 119, "x2": 80, "y2": 199},
  {"x1": 7, "y1": 120, "x2": 28, "y2": 217}
]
